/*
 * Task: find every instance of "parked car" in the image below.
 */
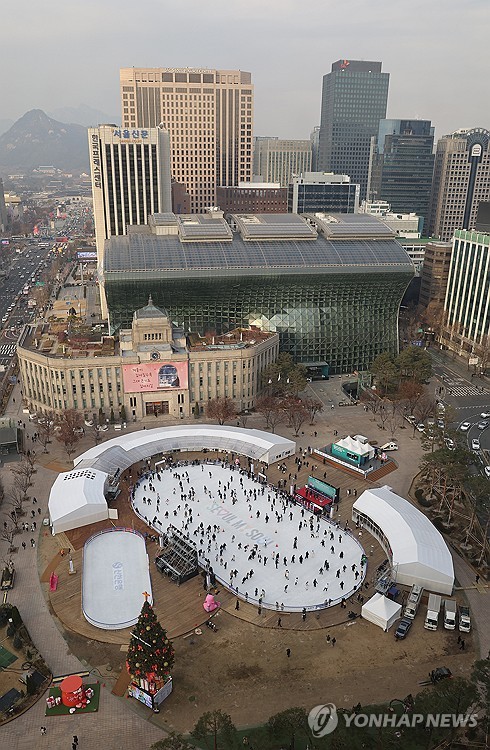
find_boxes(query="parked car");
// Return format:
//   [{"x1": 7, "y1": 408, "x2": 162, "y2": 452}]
[
  {"x1": 97, "y1": 424, "x2": 108, "y2": 432},
  {"x1": 460, "y1": 422, "x2": 471, "y2": 431},
  {"x1": 406, "y1": 415, "x2": 416, "y2": 424},
  {"x1": 444, "y1": 437, "x2": 455, "y2": 451},
  {"x1": 480, "y1": 412, "x2": 490, "y2": 419},
  {"x1": 84, "y1": 419, "x2": 94, "y2": 427},
  {"x1": 437, "y1": 419, "x2": 445, "y2": 429},
  {"x1": 472, "y1": 438, "x2": 481, "y2": 451},
  {"x1": 395, "y1": 618, "x2": 412, "y2": 640},
  {"x1": 484, "y1": 466, "x2": 490, "y2": 478},
  {"x1": 416, "y1": 423, "x2": 426, "y2": 432},
  {"x1": 477, "y1": 421, "x2": 489, "y2": 431}
]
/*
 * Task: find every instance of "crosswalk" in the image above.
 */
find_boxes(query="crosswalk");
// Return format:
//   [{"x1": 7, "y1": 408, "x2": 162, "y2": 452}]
[
  {"x1": 0, "y1": 344, "x2": 17, "y2": 357},
  {"x1": 446, "y1": 384, "x2": 490, "y2": 398}
]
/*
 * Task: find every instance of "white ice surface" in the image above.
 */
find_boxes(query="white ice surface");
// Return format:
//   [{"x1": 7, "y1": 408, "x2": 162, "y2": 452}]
[
  {"x1": 82, "y1": 530, "x2": 152, "y2": 629},
  {"x1": 133, "y1": 463, "x2": 366, "y2": 611}
]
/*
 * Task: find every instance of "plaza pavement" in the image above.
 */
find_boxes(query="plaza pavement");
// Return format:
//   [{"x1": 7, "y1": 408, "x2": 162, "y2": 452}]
[{"x1": 0, "y1": 376, "x2": 488, "y2": 748}]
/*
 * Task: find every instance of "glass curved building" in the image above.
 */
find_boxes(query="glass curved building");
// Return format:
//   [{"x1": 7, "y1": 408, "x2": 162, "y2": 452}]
[{"x1": 103, "y1": 212, "x2": 413, "y2": 374}]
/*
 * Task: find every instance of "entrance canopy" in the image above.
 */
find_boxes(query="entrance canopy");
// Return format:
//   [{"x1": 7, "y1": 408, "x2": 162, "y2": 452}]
[
  {"x1": 353, "y1": 485, "x2": 454, "y2": 595},
  {"x1": 361, "y1": 592, "x2": 402, "y2": 631},
  {"x1": 74, "y1": 425, "x2": 296, "y2": 475}
]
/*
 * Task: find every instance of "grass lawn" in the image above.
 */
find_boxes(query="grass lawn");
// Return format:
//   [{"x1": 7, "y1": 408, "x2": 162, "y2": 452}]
[{"x1": 45, "y1": 683, "x2": 100, "y2": 717}]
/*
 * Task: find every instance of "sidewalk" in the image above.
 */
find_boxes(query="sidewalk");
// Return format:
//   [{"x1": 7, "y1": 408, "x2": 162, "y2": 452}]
[{"x1": 0, "y1": 384, "x2": 165, "y2": 749}]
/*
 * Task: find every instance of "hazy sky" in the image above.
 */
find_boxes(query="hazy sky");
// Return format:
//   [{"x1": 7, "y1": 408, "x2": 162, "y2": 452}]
[{"x1": 4, "y1": 0, "x2": 489, "y2": 140}]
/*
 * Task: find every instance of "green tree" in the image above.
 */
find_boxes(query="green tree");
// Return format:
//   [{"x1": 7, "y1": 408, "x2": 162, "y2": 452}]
[
  {"x1": 395, "y1": 346, "x2": 432, "y2": 384},
  {"x1": 267, "y1": 707, "x2": 311, "y2": 750},
  {"x1": 150, "y1": 732, "x2": 194, "y2": 750},
  {"x1": 192, "y1": 710, "x2": 237, "y2": 750},
  {"x1": 262, "y1": 353, "x2": 307, "y2": 397},
  {"x1": 370, "y1": 352, "x2": 398, "y2": 394},
  {"x1": 126, "y1": 600, "x2": 174, "y2": 683}
]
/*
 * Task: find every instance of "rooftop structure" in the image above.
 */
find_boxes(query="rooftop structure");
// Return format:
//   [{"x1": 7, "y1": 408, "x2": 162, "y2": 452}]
[{"x1": 102, "y1": 212, "x2": 413, "y2": 373}]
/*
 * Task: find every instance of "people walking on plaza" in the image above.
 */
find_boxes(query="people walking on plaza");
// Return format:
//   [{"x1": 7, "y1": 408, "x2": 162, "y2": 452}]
[
  {"x1": 277, "y1": 617, "x2": 282, "y2": 627},
  {"x1": 331, "y1": 637, "x2": 336, "y2": 647},
  {"x1": 286, "y1": 648, "x2": 291, "y2": 658}
]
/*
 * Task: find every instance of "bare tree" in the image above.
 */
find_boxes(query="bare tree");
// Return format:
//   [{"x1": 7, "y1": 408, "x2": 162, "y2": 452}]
[
  {"x1": 37, "y1": 411, "x2": 58, "y2": 453},
  {"x1": 303, "y1": 397, "x2": 324, "y2": 425},
  {"x1": 205, "y1": 397, "x2": 237, "y2": 426},
  {"x1": 282, "y1": 398, "x2": 309, "y2": 437},
  {"x1": 378, "y1": 400, "x2": 390, "y2": 431},
  {"x1": 55, "y1": 408, "x2": 84, "y2": 458},
  {"x1": 255, "y1": 396, "x2": 285, "y2": 433},
  {"x1": 0, "y1": 524, "x2": 16, "y2": 553}
]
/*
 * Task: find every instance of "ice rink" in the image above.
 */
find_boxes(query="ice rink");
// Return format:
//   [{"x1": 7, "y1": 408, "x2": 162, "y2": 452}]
[
  {"x1": 132, "y1": 462, "x2": 366, "y2": 611},
  {"x1": 82, "y1": 529, "x2": 152, "y2": 629}
]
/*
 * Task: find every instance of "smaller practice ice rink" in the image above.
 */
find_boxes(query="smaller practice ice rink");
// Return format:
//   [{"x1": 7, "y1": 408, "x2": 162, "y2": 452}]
[
  {"x1": 132, "y1": 461, "x2": 366, "y2": 611},
  {"x1": 82, "y1": 528, "x2": 152, "y2": 629}
]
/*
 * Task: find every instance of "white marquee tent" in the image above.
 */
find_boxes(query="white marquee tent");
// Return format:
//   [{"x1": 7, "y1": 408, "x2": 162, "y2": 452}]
[
  {"x1": 48, "y1": 468, "x2": 109, "y2": 534},
  {"x1": 353, "y1": 485, "x2": 454, "y2": 595},
  {"x1": 361, "y1": 593, "x2": 402, "y2": 631},
  {"x1": 48, "y1": 426, "x2": 296, "y2": 535},
  {"x1": 74, "y1": 425, "x2": 296, "y2": 475}
]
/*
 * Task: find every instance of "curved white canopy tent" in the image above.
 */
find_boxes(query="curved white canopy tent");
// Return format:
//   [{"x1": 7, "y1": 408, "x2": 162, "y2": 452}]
[
  {"x1": 353, "y1": 485, "x2": 454, "y2": 595},
  {"x1": 49, "y1": 426, "x2": 296, "y2": 534},
  {"x1": 74, "y1": 425, "x2": 295, "y2": 476}
]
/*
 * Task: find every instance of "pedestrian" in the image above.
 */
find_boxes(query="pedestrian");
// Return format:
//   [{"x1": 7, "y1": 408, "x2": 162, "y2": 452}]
[
  {"x1": 258, "y1": 605, "x2": 262, "y2": 616},
  {"x1": 40, "y1": 726, "x2": 47, "y2": 735},
  {"x1": 277, "y1": 617, "x2": 282, "y2": 627},
  {"x1": 460, "y1": 639, "x2": 465, "y2": 651},
  {"x1": 332, "y1": 637, "x2": 336, "y2": 647},
  {"x1": 235, "y1": 599, "x2": 240, "y2": 611},
  {"x1": 22, "y1": 542, "x2": 26, "y2": 550},
  {"x1": 457, "y1": 635, "x2": 461, "y2": 644},
  {"x1": 475, "y1": 574, "x2": 480, "y2": 585},
  {"x1": 302, "y1": 607, "x2": 307, "y2": 622},
  {"x1": 286, "y1": 648, "x2": 291, "y2": 658},
  {"x1": 73, "y1": 736, "x2": 79, "y2": 746},
  {"x1": 326, "y1": 634, "x2": 331, "y2": 643}
]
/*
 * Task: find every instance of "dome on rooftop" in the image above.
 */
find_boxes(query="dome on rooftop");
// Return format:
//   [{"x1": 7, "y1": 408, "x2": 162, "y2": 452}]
[{"x1": 134, "y1": 295, "x2": 169, "y2": 320}]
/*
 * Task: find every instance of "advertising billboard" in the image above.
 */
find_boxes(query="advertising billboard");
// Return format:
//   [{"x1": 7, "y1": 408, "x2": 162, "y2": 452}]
[
  {"x1": 123, "y1": 361, "x2": 188, "y2": 393},
  {"x1": 77, "y1": 251, "x2": 97, "y2": 261}
]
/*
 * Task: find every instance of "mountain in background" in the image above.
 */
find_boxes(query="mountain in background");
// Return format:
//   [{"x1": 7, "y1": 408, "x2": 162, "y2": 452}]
[
  {"x1": 48, "y1": 103, "x2": 120, "y2": 128},
  {"x1": 0, "y1": 109, "x2": 89, "y2": 172},
  {"x1": 0, "y1": 119, "x2": 14, "y2": 137}
]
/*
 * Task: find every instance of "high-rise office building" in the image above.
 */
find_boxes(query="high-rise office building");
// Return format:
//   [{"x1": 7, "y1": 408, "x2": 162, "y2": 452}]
[
  {"x1": 369, "y1": 119, "x2": 435, "y2": 226},
  {"x1": 428, "y1": 128, "x2": 490, "y2": 241},
  {"x1": 88, "y1": 125, "x2": 172, "y2": 269},
  {"x1": 442, "y1": 228, "x2": 490, "y2": 358},
  {"x1": 120, "y1": 67, "x2": 253, "y2": 213},
  {"x1": 318, "y1": 59, "x2": 390, "y2": 200},
  {"x1": 253, "y1": 138, "x2": 312, "y2": 187},
  {"x1": 310, "y1": 127, "x2": 320, "y2": 172},
  {"x1": 288, "y1": 172, "x2": 359, "y2": 214}
]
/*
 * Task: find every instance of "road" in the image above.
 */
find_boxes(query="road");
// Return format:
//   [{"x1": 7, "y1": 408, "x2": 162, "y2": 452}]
[{"x1": 430, "y1": 348, "x2": 490, "y2": 472}]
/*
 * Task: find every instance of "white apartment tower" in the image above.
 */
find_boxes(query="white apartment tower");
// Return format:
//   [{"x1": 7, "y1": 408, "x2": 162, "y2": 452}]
[
  {"x1": 88, "y1": 124, "x2": 172, "y2": 267},
  {"x1": 120, "y1": 67, "x2": 254, "y2": 213}
]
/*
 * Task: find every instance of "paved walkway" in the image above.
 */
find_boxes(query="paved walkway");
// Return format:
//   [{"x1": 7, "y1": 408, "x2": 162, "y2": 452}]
[{"x1": 0, "y1": 389, "x2": 164, "y2": 750}]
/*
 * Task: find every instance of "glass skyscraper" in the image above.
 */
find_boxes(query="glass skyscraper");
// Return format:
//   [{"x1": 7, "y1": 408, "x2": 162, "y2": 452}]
[
  {"x1": 370, "y1": 119, "x2": 435, "y2": 227},
  {"x1": 318, "y1": 60, "x2": 390, "y2": 201},
  {"x1": 102, "y1": 213, "x2": 413, "y2": 375}
]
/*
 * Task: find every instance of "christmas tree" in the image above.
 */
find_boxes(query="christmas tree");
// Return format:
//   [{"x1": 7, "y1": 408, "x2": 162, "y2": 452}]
[{"x1": 126, "y1": 598, "x2": 175, "y2": 684}]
